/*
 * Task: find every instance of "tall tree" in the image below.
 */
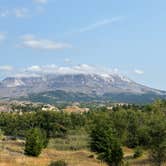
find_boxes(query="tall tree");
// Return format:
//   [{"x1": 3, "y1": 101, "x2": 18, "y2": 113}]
[
  {"x1": 25, "y1": 128, "x2": 46, "y2": 157},
  {"x1": 148, "y1": 113, "x2": 166, "y2": 166},
  {"x1": 90, "y1": 119, "x2": 123, "y2": 166}
]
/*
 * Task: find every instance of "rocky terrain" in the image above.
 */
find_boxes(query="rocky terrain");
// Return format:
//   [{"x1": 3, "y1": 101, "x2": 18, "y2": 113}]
[{"x1": 0, "y1": 72, "x2": 165, "y2": 103}]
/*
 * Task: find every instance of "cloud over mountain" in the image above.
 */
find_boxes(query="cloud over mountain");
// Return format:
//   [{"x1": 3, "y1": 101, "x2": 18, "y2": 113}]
[
  {"x1": 24, "y1": 64, "x2": 121, "y2": 76},
  {"x1": 0, "y1": 66, "x2": 13, "y2": 71}
]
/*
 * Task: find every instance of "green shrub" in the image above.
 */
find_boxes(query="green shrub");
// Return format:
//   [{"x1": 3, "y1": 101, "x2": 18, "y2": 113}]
[
  {"x1": 133, "y1": 147, "x2": 143, "y2": 158},
  {"x1": 90, "y1": 119, "x2": 123, "y2": 166},
  {"x1": 148, "y1": 114, "x2": 166, "y2": 166},
  {"x1": 0, "y1": 129, "x2": 4, "y2": 140},
  {"x1": 25, "y1": 128, "x2": 47, "y2": 157},
  {"x1": 49, "y1": 160, "x2": 68, "y2": 166},
  {"x1": 124, "y1": 161, "x2": 130, "y2": 166}
]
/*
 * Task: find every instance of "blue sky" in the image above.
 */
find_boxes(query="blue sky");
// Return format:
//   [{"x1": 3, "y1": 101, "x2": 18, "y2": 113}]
[{"x1": 0, "y1": 0, "x2": 166, "y2": 90}]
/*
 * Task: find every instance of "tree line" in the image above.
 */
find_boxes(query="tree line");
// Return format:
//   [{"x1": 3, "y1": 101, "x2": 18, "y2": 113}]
[{"x1": 0, "y1": 100, "x2": 166, "y2": 165}]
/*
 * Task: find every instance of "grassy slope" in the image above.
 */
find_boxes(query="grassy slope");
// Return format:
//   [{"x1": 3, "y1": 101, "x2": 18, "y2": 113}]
[
  {"x1": 0, "y1": 137, "x2": 155, "y2": 166},
  {"x1": 0, "y1": 130, "x2": 161, "y2": 166},
  {"x1": 0, "y1": 140, "x2": 106, "y2": 166}
]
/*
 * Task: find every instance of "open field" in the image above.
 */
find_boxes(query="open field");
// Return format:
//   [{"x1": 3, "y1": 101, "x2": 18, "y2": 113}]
[
  {"x1": 0, "y1": 139, "x2": 159, "y2": 166},
  {"x1": 0, "y1": 140, "x2": 106, "y2": 166}
]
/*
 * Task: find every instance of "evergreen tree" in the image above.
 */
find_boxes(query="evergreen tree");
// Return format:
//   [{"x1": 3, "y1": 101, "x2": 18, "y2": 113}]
[
  {"x1": 25, "y1": 128, "x2": 46, "y2": 157},
  {"x1": 90, "y1": 119, "x2": 123, "y2": 166},
  {"x1": 148, "y1": 113, "x2": 166, "y2": 166}
]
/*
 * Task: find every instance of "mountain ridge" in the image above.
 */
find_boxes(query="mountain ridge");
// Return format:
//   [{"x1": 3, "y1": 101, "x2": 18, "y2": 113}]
[{"x1": 0, "y1": 72, "x2": 165, "y2": 103}]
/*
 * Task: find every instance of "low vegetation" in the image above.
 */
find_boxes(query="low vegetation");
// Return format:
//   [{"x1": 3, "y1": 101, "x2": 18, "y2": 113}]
[
  {"x1": 48, "y1": 129, "x2": 89, "y2": 151},
  {"x1": 90, "y1": 119, "x2": 123, "y2": 166},
  {"x1": 25, "y1": 128, "x2": 48, "y2": 156},
  {"x1": 133, "y1": 147, "x2": 143, "y2": 159},
  {"x1": 49, "y1": 160, "x2": 68, "y2": 166},
  {"x1": 0, "y1": 99, "x2": 166, "y2": 165}
]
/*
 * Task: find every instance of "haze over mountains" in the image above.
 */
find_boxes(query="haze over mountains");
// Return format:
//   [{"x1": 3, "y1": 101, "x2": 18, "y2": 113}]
[{"x1": 0, "y1": 65, "x2": 165, "y2": 104}]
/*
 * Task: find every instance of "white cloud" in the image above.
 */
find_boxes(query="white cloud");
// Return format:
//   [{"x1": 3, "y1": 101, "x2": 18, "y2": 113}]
[
  {"x1": 33, "y1": 0, "x2": 48, "y2": 4},
  {"x1": 0, "y1": 10, "x2": 10, "y2": 17},
  {"x1": 0, "y1": 65, "x2": 13, "y2": 71},
  {"x1": 22, "y1": 64, "x2": 130, "y2": 82},
  {"x1": 25, "y1": 64, "x2": 118, "y2": 76},
  {"x1": 14, "y1": 8, "x2": 29, "y2": 18},
  {"x1": 0, "y1": 8, "x2": 29, "y2": 18},
  {"x1": 79, "y1": 17, "x2": 123, "y2": 33},
  {"x1": 19, "y1": 35, "x2": 72, "y2": 50},
  {"x1": 1, "y1": 65, "x2": 131, "y2": 84},
  {"x1": 134, "y1": 69, "x2": 144, "y2": 75},
  {"x1": 0, "y1": 33, "x2": 6, "y2": 42},
  {"x1": 27, "y1": 65, "x2": 42, "y2": 72}
]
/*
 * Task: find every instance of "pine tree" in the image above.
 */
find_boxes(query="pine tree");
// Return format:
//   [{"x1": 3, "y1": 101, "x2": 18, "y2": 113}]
[
  {"x1": 90, "y1": 120, "x2": 123, "y2": 166},
  {"x1": 25, "y1": 128, "x2": 45, "y2": 157}
]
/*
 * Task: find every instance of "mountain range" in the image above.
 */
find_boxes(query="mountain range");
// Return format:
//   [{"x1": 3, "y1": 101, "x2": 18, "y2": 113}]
[{"x1": 0, "y1": 69, "x2": 165, "y2": 104}]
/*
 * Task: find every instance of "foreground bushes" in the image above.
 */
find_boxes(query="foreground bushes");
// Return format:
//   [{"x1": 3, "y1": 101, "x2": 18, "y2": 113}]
[
  {"x1": 49, "y1": 160, "x2": 68, "y2": 166},
  {"x1": 25, "y1": 128, "x2": 48, "y2": 156},
  {"x1": 133, "y1": 147, "x2": 143, "y2": 158},
  {"x1": 0, "y1": 100, "x2": 166, "y2": 165},
  {"x1": 90, "y1": 119, "x2": 123, "y2": 166},
  {"x1": 148, "y1": 113, "x2": 166, "y2": 166}
]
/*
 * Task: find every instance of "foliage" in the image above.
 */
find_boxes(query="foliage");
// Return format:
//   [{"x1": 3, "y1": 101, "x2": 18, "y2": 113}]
[
  {"x1": 0, "y1": 99, "x2": 166, "y2": 164},
  {"x1": 0, "y1": 129, "x2": 4, "y2": 140},
  {"x1": 90, "y1": 119, "x2": 123, "y2": 166},
  {"x1": 133, "y1": 147, "x2": 143, "y2": 158},
  {"x1": 49, "y1": 160, "x2": 68, "y2": 166},
  {"x1": 24, "y1": 90, "x2": 101, "y2": 104},
  {"x1": 25, "y1": 128, "x2": 47, "y2": 157},
  {"x1": 148, "y1": 113, "x2": 166, "y2": 166}
]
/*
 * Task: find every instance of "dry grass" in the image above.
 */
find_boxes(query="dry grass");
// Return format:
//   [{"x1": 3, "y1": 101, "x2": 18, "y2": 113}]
[
  {"x1": 1, "y1": 140, "x2": 166, "y2": 166},
  {"x1": 0, "y1": 140, "x2": 106, "y2": 166},
  {"x1": 123, "y1": 148, "x2": 151, "y2": 166},
  {"x1": 48, "y1": 129, "x2": 89, "y2": 151}
]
